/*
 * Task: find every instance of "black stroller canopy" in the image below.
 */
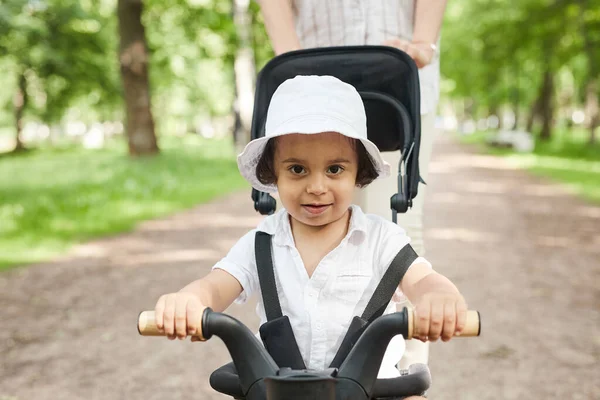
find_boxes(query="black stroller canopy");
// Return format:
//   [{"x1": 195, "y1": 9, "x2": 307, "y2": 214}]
[{"x1": 250, "y1": 46, "x2": 423, "y2": 217}]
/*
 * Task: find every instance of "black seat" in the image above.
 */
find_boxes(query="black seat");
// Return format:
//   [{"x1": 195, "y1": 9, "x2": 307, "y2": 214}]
[{"x1": 249, "y1": 46, "x2": 422, "y2": 217}]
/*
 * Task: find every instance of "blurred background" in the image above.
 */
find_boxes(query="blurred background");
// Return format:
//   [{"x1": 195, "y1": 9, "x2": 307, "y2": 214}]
[{"x1": 0, "y1": 0, "x2": 598, "y2": 269}]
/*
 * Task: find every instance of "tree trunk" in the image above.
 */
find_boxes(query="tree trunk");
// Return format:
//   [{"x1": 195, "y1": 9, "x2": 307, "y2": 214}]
[
  {"x1": 525, "y1": 91, "x2": 541, "y2": 133},
  {"x1": 512, "y1": 105, "x2": 520, "y2": 130},
  {"x1": 12, "y1": 70, "x2": 28, "y2": 152},
  {"x1": 232, "y1": 0, "x2": 256, "y2": 153},
  {"x1": 539, "y1": 67, "x2": 554, "y2": 141},
  {"x1": 579, "y1": 0, "x2": 599, "y2": 145},
  {"x1": 488, "y1": 103, "x2": 501, "y2": 129},
  {"x1": 231, "y1": 72, "x2": 244, "y2": 147},
  {"x1": 117, "y1": 0, "x2": 159, "y2": 156},
  {"x1": 585, "y1": 79, "x2": 599, "y2": 145},
  {"x1": 512, "y1": 61, "x2": 521, "y2": 129}
]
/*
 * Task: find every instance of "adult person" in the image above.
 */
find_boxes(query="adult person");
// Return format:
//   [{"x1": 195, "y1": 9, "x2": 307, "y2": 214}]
[{"x1": 257, "y1": 0, "x2": 448, "y2": 369}]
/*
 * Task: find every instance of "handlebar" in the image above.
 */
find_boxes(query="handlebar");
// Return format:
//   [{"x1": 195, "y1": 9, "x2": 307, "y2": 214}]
[
  {"x1": 138, "y1": 308, "x2": 480, "y2": 398},
  {"x1": 137, "y1": 308, "x2": 480, "y2": 340},
  {"x1": 335, "y1": 309, "x2": 478, "y2": 395},
  {"x1": 139, "y1": 309, "x2": 278, "y2": 394}
]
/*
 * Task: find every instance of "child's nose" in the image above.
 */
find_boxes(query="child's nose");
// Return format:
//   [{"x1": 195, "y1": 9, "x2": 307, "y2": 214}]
[{"x1": 306, "y1": 174, "x2": 327, "y2": 195}]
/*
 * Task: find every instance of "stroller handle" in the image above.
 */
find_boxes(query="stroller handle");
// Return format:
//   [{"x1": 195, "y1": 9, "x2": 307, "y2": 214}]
[
  {"x1": 137, "y1": 309, "x2": 480, "y2": 340},
  {"x1": 138, "y1": 308, "x2": 479, "y2": 398}
]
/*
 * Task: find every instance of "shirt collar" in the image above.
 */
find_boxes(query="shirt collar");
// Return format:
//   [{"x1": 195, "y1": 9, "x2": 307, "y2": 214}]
[{"x1": 256, "y1": 205, "x2": 368, "y2": 246}]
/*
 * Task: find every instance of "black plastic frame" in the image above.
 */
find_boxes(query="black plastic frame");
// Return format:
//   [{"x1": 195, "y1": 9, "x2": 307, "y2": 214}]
[{"x1": 249, "y1": 45, "x2": 422, "y2": 214}]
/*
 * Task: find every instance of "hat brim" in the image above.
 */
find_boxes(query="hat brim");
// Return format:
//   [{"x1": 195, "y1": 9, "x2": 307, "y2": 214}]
[{"x1": 237, "y1": 117, "x2": 391, "y2": 193}]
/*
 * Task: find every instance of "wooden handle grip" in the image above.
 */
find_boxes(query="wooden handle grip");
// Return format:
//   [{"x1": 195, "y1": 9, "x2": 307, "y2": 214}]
[
  {"x1": 407, "y1": 309, "x2": 480, "y2": 339},
  {"x1": 137, "y1": 311, "x2": 206, "y2": 340},
  {"x1": 138, "y1": 309, "x2": 481, "y2": 340}
]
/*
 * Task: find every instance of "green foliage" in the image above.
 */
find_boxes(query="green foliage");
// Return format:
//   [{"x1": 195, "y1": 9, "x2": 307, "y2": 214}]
[
  {"x1": 0, "y1": 0, "x2": 121, "y2": 124},
  {"x1": 0, "y1": 0, "x2": 242, "y2": 136},
  {"x1": 144, "y1": 0, "x2": 239, "y2": 120},
  {"x1": 441, "y1": 0, "x2": 600, "y2": 114},
  {"x1": 0, "y1": 135, "x2": 247, "y2": 270}
]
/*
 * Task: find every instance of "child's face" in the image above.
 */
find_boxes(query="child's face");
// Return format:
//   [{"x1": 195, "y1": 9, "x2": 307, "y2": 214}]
[{"x1": 273, "y1": 132, "x2": 358, "y2": 229}]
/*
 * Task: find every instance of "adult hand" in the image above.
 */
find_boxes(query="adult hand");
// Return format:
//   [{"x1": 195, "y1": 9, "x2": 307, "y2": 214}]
[{"x1": 383, "y1": 38, "x2": 436, "y2": 69}]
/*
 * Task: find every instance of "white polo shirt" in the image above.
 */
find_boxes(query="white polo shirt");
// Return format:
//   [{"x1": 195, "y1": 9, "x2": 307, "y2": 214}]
[{"x1": 213, "y1": 205, "x2": 431, "y2": 377}]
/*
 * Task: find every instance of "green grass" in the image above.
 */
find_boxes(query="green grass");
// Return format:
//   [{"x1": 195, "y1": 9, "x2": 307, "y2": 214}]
[
  {"x1": 0, "y1": 135, "x2": 248, "y2": 270},
  {"x1": 457, "y1": 128, "x2": 600, "y2": 204}
]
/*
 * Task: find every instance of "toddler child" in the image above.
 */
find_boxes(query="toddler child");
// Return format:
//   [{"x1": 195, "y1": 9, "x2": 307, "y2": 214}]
[{"x1": 153, "y1": 75, "x2": 467, "y2": 398}]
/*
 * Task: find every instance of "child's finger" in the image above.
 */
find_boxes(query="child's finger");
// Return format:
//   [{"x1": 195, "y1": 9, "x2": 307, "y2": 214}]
[
  {"x1": 415, "y1": 302, "x2": 431, "y2": 341},
  {"x1": 428, "y1": 301, "x2": 444, "y2": 341},
  {"x1": 441, "y1": 302, "x2": 456, "y2": 341},
  {"x1": 163, "y1": 294, "x2": 176, "y2": 337},
  {"x1": 154, "y1": 295, "x2": 167, "y2": 330},
  {"x1": 174, "y1": 297, "x2": 189, "y2": 339},
  {"x1": 455, "y1": 299, "x2": 468, "y2": 335},
  {"x1": 186, "y1": 300, "x2": 203, "y2": 336}
]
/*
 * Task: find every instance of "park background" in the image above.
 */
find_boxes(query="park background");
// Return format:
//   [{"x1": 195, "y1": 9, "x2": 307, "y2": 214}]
[
  {"x1": 1, "y1": 0, "x2": 598, "y2": 269},
  {"x1": 0, "y1": 1, "x2": 599, "y2": 399}
]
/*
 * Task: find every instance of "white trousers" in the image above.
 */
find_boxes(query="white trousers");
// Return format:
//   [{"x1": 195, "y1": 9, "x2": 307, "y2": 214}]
[{"x1": 354, "y1": 112, "x2": 437, "y2": 367}]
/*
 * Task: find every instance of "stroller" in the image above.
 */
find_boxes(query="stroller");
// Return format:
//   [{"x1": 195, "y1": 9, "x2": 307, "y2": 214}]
[
  {"x1": 217, "y1": 46, "x2": 430, "y2": 399},
  {"x1": 138, "y1": 46, "x2": 481, "y2": 399}
]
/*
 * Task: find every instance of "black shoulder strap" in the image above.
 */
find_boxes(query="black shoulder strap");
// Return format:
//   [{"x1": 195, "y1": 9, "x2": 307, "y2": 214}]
[
  {"x1": 255, "y1": 231, "x2": 283, "y2": 321},
  {"x1": 254, "y1": 231, "x2": 307, "y2": 369},
  {"x1": 361, "y1": 244, "x2": 418, "y2": 322},
  {"x1": 329, "y1": 244, "x2": 418, "y2": 368}
]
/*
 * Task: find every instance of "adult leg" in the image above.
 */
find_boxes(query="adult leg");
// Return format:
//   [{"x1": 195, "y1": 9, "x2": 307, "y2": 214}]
[
  {"x1": 396, "y1": 112, "x2": 437, "y2": 368},
  {"x1": 354, "y1": 112, "x2": 437, "y2": 368}
]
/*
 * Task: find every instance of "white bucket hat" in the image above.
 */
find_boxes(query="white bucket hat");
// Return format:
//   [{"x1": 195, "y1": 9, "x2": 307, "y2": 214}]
[{"x1": 237, "y1": 75, "x2": 391, "y2": 193}]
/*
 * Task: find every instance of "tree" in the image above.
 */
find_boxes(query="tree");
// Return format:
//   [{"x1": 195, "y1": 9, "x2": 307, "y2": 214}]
[
  {"x1": 440, "y1": 0, "x2": 594, "y2": 142},
  {"x1": 117, "y1": 0, "x2": 158, "y2": 156},
  {"x1": 142, "y1": 0, "x2": 238, "y2": 136},
  {"x1": 232, "y1": 0, "x2": 256, "y2": 152},
  {"x1": 578, "y1": 0, "x2": 600, "y2": 144},
  {"x1": 0, "y1": 0, "x2": 119, "y2": 152}
]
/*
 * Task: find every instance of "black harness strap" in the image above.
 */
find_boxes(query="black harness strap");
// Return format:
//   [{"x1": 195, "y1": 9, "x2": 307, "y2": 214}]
[
  {"x1": 329, "y1": 244, "x2": 418, "y2": 368},
  {"x1": 255, "y1": 231, "x2": 283, "y2": 320},
  {"x1": 255, "y1": 232, "x2": 306, "y2": 370},
  {"x1": 255, "y1": 231, "x2": 418, "y2": 370},
  {"x1": 361, "y1": 244, "x2": 418, "y2": 322}
]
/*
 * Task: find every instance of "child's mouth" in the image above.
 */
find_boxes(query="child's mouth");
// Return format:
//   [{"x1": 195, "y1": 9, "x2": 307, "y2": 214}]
[{"x1": 302, "y1": 204, "x2": 331, "y2": 215}]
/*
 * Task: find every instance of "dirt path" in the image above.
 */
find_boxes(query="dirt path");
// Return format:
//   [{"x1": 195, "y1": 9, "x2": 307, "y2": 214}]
[{"x1": 1, "y1": 134, "x2": 598, "y2": 399}]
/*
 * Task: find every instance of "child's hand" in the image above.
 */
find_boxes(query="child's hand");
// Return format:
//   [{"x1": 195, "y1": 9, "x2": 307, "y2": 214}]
[
  {"x1": 413, "y1": 292, "x2": 467, "y2": 342},
  {"x1": 154, "y1": 292, "x2": 206, "y2": 341}
]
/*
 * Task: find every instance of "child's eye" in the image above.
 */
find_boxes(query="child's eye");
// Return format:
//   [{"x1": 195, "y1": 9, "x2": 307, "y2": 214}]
[
  {"x1": 327, "y1": 165, "x2": 344, "y2": 175},
  {"x1": 288, "y1": 165, "x2": 306, "y2": 175}
]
